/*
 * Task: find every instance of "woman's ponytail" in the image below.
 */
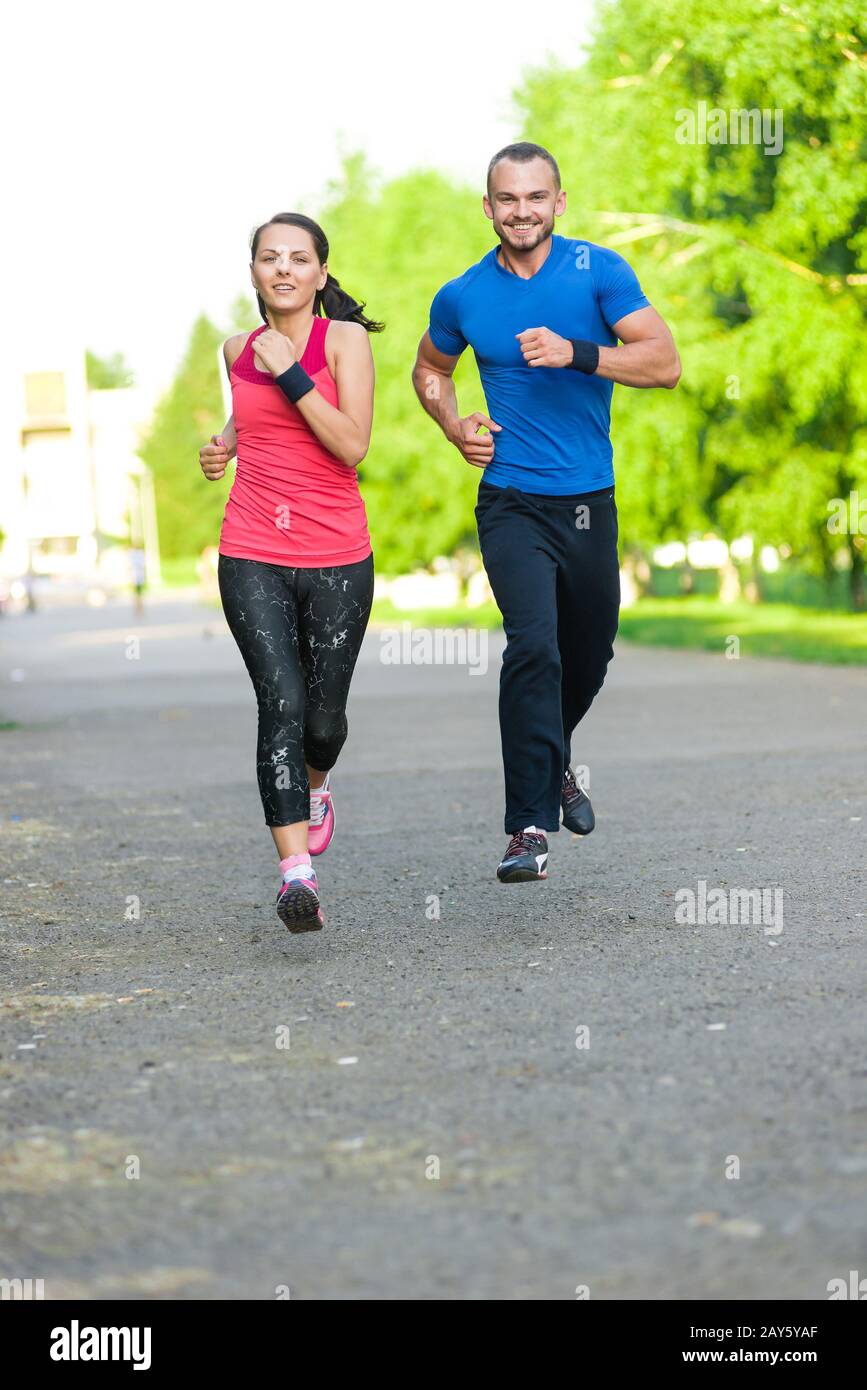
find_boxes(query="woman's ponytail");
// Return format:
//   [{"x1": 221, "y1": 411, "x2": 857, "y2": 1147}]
[{"x1": 316, "y1": 272, "x2": 384, "y2": 333}]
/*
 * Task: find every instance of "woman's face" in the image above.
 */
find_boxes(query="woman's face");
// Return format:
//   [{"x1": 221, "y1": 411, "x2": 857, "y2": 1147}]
[{"x1": 251, "y1": 225, "x2": 327, "y2": 312}]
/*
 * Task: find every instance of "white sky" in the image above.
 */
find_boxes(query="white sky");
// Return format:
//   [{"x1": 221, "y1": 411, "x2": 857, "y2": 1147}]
[{"x1": 5, "y1": 0, "x2": 593, "y2": 405}]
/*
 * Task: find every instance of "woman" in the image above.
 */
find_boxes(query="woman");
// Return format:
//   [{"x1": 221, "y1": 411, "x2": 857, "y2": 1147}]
[{"x1": 199, "y1": 213, "x2": 383, "y2": 933}]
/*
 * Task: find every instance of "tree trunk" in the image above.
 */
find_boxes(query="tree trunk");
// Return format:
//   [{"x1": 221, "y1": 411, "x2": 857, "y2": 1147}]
[{"x1": 848, "y1": 537, "x2": 865, "y2": 611}]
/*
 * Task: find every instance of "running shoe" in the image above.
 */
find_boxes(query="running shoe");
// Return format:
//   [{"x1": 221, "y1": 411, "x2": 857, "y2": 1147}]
[
  {"x1": 276, "y1": 856, "x2": 324, "y2": 932},
  {"x1": 308, "y1": 773, "x2": 335, "y2": 856},
  {"x1": 561, "y1": 767, "x2": 595, "y2": 836},
  {"x1": 497, "y1": 829, "x2": 549, "y2": 883}
]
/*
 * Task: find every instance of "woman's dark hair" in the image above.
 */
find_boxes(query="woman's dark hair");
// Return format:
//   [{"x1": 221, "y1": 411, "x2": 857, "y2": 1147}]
[{"x1": 250, "y1": 212, "x2": 384, "y2": 332}]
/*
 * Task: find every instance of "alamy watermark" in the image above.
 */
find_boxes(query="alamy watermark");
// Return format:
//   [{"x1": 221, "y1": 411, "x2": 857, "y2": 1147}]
[
  {"x1": 675, "y1": 879, "x2": 783, "y2": 935},
  {"x1": 675, "y1": 102, "x2": 784, "y2": 156},
  {"x1": 827, "y1": 491, "x2": 867, "y2": 535},
  {"x1": 827, "y1": 1270, "x2": 867, "y2": 1299},
  {"x1": 50, "y1": 1322, "x2": 151, "y2": 1370},
  {"x1": 379, "y1": 622, "x2": 488, "y2": 676},
  {"x1": 1, "y1": 1277, "x2": 44, "y2": 1300}
]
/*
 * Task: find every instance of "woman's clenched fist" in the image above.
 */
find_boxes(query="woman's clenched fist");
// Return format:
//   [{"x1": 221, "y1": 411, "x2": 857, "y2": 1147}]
[{"x1": 200, "y1": 435, "x2": 230, "y2": 481}]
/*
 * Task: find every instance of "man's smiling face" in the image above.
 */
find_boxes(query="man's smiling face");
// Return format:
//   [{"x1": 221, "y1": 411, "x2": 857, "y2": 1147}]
[{"x1": 484, "y1": 157, "x2": 566, "y2": 253}]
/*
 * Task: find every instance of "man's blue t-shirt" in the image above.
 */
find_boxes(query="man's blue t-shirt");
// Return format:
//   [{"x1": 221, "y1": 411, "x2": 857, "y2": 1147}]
[{"x1": 428, "y1": 233, "x2": 650, "y2": 494}]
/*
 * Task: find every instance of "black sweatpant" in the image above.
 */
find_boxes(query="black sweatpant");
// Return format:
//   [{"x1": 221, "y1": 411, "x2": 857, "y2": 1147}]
[
  {"x1": 475, "y1": 480, "x2": 620, "y2": 835},
  {"x1": 218, "y1": 553, "x2": 374, "y2": 827}
]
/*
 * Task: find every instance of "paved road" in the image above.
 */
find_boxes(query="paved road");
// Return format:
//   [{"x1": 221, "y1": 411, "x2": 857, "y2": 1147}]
[{"x1": 1, "y1": 595, "x2": 865, "y2": 1300}]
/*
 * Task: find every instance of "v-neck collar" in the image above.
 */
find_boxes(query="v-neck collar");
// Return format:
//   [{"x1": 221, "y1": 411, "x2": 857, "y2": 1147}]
[{"x1": 491, "y1": 234, "x2": 560, "y2": 285}]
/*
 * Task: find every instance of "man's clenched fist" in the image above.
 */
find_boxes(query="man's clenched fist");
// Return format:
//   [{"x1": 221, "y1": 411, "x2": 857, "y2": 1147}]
[
  {"x1": 447, "y1": 412, "x2": 502, "y2": 469},
  {"x1": 516, "y1": 326, "x2": 574, "y2": 368}
]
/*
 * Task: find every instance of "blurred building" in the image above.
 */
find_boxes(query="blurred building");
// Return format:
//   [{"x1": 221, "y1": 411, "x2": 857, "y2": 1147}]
[{"x1": 0, "y1": 339, "x2": 160, "y2": 589}]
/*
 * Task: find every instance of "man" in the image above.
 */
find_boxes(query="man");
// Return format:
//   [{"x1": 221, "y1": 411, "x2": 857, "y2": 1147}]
[{"x1": 411, "y1": 141, "x2": 681, "y2": 883}]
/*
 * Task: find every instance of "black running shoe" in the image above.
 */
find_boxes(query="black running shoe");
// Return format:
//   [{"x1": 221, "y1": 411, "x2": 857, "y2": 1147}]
[
  {"x1": 561, "y1": 767, "x2": 595, "y2": 835},
  {"x1": 497, "y1": 829, "x2": 549, "y2": 883}
]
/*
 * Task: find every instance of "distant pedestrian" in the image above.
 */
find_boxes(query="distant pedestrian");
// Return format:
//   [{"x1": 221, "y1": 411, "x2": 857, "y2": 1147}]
[
  {"x1": 129, "y1": 546, "x2": 146, "y2": 617},
  {"x1": 23, "y1": 569, "x2": 38, "y2": 613}
]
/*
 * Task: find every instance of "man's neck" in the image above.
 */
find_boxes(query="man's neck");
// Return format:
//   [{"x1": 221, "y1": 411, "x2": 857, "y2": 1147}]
[{"x1": 496, "y1": 234, "x2": 555, "y2": 280}]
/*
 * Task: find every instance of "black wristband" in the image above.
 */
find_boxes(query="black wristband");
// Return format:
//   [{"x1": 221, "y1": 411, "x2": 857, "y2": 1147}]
[
  {"x1": 566, "y1": 339, "x2": 600, "y2": 374},
  {"x1": 274, "y1": 361, "x2": 315, "y2": 404}
]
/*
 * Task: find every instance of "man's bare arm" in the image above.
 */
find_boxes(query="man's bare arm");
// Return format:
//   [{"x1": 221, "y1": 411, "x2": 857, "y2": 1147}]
[
  {"x1": 411, "y1": 332, "x2": 501, "y2": 469},
  {"x1": 516, "y1": 306, "x2": 681, "y2": 389},
  {"x1": 596, "y1": 306, "x2": 681, "y2": 388}
]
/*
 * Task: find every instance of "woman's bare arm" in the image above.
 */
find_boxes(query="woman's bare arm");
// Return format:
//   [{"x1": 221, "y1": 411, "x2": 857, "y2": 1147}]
[
  {"x1": 252, "y1": 322, "x2": 374, "y2": 467},
  {"x1": 293, "y1": 321, "x2": 373, "y2": 467},
  {"x1": 199, "y1": 337, "x2": 243, "y2": 480}
]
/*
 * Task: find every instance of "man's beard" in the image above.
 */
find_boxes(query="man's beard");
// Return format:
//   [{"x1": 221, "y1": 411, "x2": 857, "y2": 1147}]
[{"x1": 496, "y1": 215, "x2": 554, "y2": 253}]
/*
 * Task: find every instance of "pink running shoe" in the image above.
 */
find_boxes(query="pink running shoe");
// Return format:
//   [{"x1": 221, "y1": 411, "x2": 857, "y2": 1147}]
[
  {"x1": 276, "y1": 855, "x2": 324, "y2": 932},
  {"x1": 307, "y1": 773, "x2": 335, "y2": 857}
]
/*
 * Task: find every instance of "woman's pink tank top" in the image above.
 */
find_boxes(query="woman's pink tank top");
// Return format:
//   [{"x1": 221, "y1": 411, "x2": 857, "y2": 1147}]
[{"x1": 218, "y1": 317, "x2": 372, "y2": 568}]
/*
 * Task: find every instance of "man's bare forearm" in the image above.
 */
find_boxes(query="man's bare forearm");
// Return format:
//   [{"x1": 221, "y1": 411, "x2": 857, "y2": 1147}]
[
  {"x1": 412, "y1": 365, "x2": 460, "y2": 440},
  {"x1": 594, "y1": 339, "x2": 681, "y2": 389}
]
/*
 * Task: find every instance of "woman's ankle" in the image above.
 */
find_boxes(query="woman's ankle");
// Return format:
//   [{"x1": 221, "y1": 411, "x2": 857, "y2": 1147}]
[{"x1": 280, "y1": 852, "x2": 312, "y2": 874}]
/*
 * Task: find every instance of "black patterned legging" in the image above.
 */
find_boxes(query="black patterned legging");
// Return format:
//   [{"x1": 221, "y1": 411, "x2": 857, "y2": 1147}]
[{"x1": 218, "y1": 553, "x2": 374, "y2": 826}]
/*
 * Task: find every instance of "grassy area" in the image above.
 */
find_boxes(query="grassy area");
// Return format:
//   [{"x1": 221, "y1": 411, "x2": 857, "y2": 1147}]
[
  {"x1": 156, "y1": 556, "x2": 200, "y2": 588},
  {"x1": 617, "y1": 597, "x2": 867, "y2": 665},
  {"x1": 370, "y1": 595, "x2": 866, "y2": 665},
  {"x1": 370, "y1": 598, "x2": 502, "y2": 630}
]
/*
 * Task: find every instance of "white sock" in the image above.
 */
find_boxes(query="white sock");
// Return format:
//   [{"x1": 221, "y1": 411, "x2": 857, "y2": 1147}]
[{"x1": 522, "y1": 825, "x2": 539, "y2": 834}]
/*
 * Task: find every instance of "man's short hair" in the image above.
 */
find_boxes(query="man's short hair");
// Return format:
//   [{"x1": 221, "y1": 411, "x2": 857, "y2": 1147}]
[{"x1": 486, "y1": 142, "x2": 561, "y2": 196}]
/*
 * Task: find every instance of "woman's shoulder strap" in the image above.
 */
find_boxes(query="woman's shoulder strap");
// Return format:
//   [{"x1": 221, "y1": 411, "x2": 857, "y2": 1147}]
[
  {"x1": 228, "y1": 325, "x2": 269, "y2": 380},
  {"x1": 302, "y1": 315, "x2": 330, "y2": 376}
]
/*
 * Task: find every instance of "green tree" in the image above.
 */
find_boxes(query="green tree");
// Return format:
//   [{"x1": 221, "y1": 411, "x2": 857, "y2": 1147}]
[
  {"x1": 137, "y1": 314, "x2": 226, "y2": 559},
  {"x1": 227, "y1": 292, "x2": 259, "y2": 334},
  {"x1": 86, "y1": 349, "x2": 135, "y2": 388}
]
